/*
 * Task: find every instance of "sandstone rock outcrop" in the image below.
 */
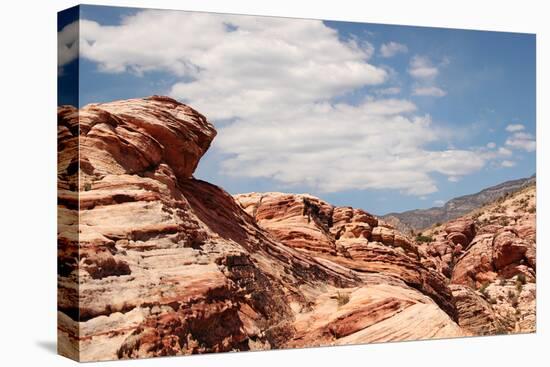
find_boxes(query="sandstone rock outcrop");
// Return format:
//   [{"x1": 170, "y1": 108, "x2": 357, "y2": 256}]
[
  {"x1": 417, "y1": 184, "x2": 536, "y2": 335},
  {"x1": 450, "y1": 284, "x2": 506, "y2": 335},
  {"x1": 59, "y1": 97, "x2": 356, "y2": 361},
  {"x1": 234, "y1": 192, "x2": 456, "y2": 320},
  {"x1": 58, "y1": 97, "x2": 469, "y2": 361}
]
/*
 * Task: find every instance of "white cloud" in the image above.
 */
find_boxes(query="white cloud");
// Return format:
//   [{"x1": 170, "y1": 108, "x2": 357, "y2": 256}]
[
  {"x1": 486, "y1": 142, "x2": 496, "y2": 149},
  {"x1": 408, "y1": 55, "x2": 439, "y2": 80},
  {"x1": 408, "y1": 55, "x2": 447, "y2": 98},
  {"x1": 434, "y1": 199, "x2": 445, "y2": 206},
  {"x1": 73, "y1": 11, "x2": 500, "y2": 196},
  {"x1": 78, "y1": 12, "x2": 386, "y2": 120},
  {"x1": 217, "y1": 99, "x2": 487, "y2": 196},
  {"x1": 412, "y1": 86, "x2": 447, "y2": 97},
  {"x1": 498, "y1": 147, "x2": 513, "y2": 156},
  {"x1": 501, "y1": 160, "x2": 516, "y2": 168},
  {"x1": 58, "y1": 21, "x2": 79, "y2": 74},
  {"x1": 506, "y1": 132, "x2": 536, "y2": 152},
  {"x1": 505, "y1": 124, "x2": 525, "y2": 132},
  {"x1": 380, "y1": 42, "x2": 408, "y2": 58},
  {"x1": 376, "y1": 87, "x2": 401, "y2": 95}
]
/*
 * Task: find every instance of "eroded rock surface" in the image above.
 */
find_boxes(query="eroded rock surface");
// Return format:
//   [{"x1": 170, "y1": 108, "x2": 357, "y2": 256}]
[
  {"x1": 418, "y1": 185, "x2": 536, "y2": 335},
  {"x1": 58, "y1": 96, "x2": 533, "y2": 361}
]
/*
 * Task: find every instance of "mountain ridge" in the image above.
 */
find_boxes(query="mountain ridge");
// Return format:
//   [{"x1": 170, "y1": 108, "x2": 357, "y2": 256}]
[{"x1": 382, "y1": 175, "x2": 536, "y2": 232}]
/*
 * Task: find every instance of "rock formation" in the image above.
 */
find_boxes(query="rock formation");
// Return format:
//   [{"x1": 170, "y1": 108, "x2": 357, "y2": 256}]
[
  {"x1": 416, "y1": 184, "x2": 536, "y2": 335},
  {"x1": 58, "y1": 96, "x2": 534, "y2": 362}
]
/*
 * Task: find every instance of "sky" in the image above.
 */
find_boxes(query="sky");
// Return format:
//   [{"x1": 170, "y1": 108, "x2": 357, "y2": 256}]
[{"x1": 58, "y1": 5, "x2": 536, "y2": 215}]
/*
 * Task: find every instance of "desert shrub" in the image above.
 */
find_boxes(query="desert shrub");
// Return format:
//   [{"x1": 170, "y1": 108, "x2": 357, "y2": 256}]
[
  {"x1": 415, "y1": 234, "x2": 433, "y2": 243},
  {"x1": 528, "y1": 206, "x2": 536, "y2": 214},
  {"x1": 83, "y1": 182, "x2": 92, "y2": 191},
  {"x1": 517, "y1": 273, "x2": 526, "y2": 285},
  {"x1": 336, "y1": 292, "x2": 350, "y2": 307},
  {"x1": 499, "y1": 278, "x2": 506, "y2": 286}
]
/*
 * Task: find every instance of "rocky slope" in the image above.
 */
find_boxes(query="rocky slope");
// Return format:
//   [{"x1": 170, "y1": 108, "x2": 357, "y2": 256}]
[
  {"x1": 58, "y1": 97, "x2": 468, "y2": 362},
  {"x1": 415, "y1": 184, "x2": 536, "y2": 335},
  {"x1": 383, "y1": 175, "x2": 535, "y2": 231},
  {"x1": 236, "y1": 185, "x2": 537, "y2": 338},
  {"x1": 58, "y1": 96, "x2": 535, "y2": 362}
]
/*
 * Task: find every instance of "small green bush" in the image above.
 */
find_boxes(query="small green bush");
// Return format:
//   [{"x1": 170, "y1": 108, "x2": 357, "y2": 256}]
[
  {"x1": 336, "y1": 292, "x2": 350, "y2": 307},
  {"x1": 415, "y1": 234, "x2": 433, "y2": 243}
]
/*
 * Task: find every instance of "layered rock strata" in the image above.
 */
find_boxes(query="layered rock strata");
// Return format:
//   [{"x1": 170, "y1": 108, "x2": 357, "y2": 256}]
[{"x1": 58, "y1": 96, "x2": 535, "y2": 362}]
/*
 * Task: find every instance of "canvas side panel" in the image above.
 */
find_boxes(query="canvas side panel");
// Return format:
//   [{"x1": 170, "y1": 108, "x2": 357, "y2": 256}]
[{"x1": 57, "y1": 5, "x2": 81, "y2": 362}]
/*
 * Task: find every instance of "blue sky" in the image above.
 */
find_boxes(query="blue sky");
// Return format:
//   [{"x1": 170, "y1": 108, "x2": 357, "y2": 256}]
[{"x1": 58, "y1": 5, "x2": 536, "y2": 215}]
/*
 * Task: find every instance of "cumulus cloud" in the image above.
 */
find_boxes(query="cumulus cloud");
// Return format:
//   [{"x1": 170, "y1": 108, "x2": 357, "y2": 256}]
[
  {"x1": 412, "y1": 86, "x2": 447, "y2": 97},
  {"x1": 408, "y1": 55, "x2": 439, "y2": 80},
  {"x1": 380, "y1": 42, "x2": 408, "y2": 58},
  {"x1": 501, "y1": 160, "x2": 516, "y2": 168},
  {"x1": 78, "y1": 12, "x2": 386, "y2": 120},
  {"x1": 375, "y1": 87, "x2": 401, "y2": 95},
  {"x1": 73, "y1": 10, "x2": 500, "y2": 196},
  {"x1": 216, "y1": 98, "x2": 487, "y2": 195},
  {"x1": 498, "y1": 147, "x2": 513, "y2": 156},
  {"x1": 506, "y1": 131, "x2": 536, "y2": 152},
  {"x1": 505, "y1": 124, "x2": 525, "y2": 132},
  {"x1": 408, "y1": 55, "x2": 447, "y2": 98},
  {"x1": 486, "y1": 142, "x2": 496, "y2": 149},
  {"x1": 58, "y1": 21, "x2": 79, "y2": 74},
  {"x1": 433, "y1": 199, "x2": 445, "y2": 206}
]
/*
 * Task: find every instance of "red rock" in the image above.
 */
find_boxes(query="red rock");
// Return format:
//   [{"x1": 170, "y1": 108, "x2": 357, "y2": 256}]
[
  {"x1": 450, "y1": 285, "x2": 506, "y2": 335},
  {"x1": 447, "y1": 232, "x2": 469, "y2": 247},
  {"x1": 60, "y1": 96, "x2": 505, "y2": 361},
  {"x1": 498, "y1": 264, "x2": 535, "y2": 282},
  {"x1": 444, "y1": 218, "x2": 476, "y2": 246},
  {"x1": 371, "y1": 226, "x2": 395, "y2": 245},
  {"x1": 451, "y1": 234, "x2": 494, "y2": 287},
  {"x1": 517, "y1": 224, "x2": 536, "y2": 241},
  {"x1": 234, "y1": 192, "x2": 337, "y2": 255},
  {"x1": 525, "y1": 245, "x2": 536, "y2": 269},
  {"x1": 58, "y1": 97, "x2": 361, "y2": 361},
  {"x1": 492, "y1": 230, "x2": 528, "y2": 269}
]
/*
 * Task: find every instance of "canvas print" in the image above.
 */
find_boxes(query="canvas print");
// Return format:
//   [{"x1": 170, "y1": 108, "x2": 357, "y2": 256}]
[{"x1": 57, "y1": 5, "x2": 536, "y2": 362}]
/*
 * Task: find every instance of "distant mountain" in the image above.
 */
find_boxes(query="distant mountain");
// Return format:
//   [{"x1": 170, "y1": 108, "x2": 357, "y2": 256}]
[{"x1": 382, "y1": 175, "x2": 535, "y2": 232}]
